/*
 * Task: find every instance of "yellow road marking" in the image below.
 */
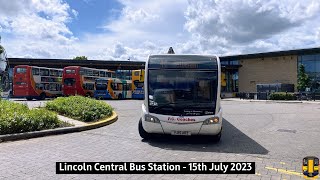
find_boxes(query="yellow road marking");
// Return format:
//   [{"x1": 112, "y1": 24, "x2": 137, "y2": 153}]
[
  {"x1": 265, "y1": 166, "x2": 303, "y2": 177},
  {"x1": 280, "y1": 162, "x2": 286, "y2": 165}
]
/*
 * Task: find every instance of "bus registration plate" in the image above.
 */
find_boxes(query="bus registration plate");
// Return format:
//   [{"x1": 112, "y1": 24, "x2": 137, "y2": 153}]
[{"x1": 171, "y1": 131, "x2": 191, "y2": 136}]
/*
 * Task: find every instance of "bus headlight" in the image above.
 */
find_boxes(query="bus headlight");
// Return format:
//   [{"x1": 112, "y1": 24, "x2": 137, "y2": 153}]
[
  {"x1": 145, "y1": 114, "x2": 160, "y2": 123},
  {"x1": 203, "y1": 117, "x2": 219, "y2": 125}
]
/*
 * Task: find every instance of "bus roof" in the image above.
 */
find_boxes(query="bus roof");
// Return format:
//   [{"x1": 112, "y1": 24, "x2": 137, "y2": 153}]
[
  {"x1": 147, "y1": 54, "x2": 219, "y2": 70},
  {"x1": 14, "y1": 65, "x2": 62, "y2": 71},
  {"x1": 65, "y1": 66, "x2": 114, "y2": 72}
]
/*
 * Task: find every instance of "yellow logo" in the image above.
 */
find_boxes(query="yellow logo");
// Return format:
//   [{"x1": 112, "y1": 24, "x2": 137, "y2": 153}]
[{"x1": 303, "y1": 156, "x2": 319, "y2": 178}]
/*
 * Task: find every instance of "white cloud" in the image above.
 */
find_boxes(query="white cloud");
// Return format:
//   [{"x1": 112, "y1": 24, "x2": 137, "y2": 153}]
[
  {"x1": 182, "y1": 0, "x2": 320, "y2": 55},
  {"x1": 71, "y1": 9, "x2": 79, "y2": 18},
  {"x1": 185, "y1": 0, "x2": 320, "y2": 44},
  {"x1": 0, "y1": 0, "x2": 76, "y2": 58},
  {"x1": 1, "y1": 0, "x2": 320, "y2": 60}
]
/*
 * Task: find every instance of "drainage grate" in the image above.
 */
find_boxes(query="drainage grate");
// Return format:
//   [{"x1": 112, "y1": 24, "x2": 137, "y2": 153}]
[{"x1": 277, "y1": 129, "x2": 297, "y2": 133}]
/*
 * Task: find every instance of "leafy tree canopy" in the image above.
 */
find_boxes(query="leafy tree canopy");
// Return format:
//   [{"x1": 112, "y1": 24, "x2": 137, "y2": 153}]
[
  {"x1": 297, "y1": 64, "x2": 310, "y2": 91},
  {"x1": 73, "y1": 56, "x2": 88, "y2": 60}
]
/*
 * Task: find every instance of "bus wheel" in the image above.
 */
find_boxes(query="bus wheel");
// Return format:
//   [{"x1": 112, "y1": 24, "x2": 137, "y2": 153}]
[
  {"x1": 26, "y1": 97, "x2": 33, "y2": 101},
  {"x1": 85, "y1": 93, "x2": 91, "y2": 97},
  {"x1": 139, "y1": 118, "x2": 151, "y2": 139},
  {"x1": 212, "y1": 129, "x2": 222, "y2": 142},
  {"x1": 118, "y1": 94, "x2": 122, "y2": 100},
  {"x1": 40, "y1": 93, "x2": 46, "y2": 100}
]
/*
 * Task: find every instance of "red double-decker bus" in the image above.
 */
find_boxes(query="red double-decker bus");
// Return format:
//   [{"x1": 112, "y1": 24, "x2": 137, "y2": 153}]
[
  {"x1": 13, "y1": 65, "x2": 63, "y2": 100},
  {"x1": 62, "y1": 66, "x2": 116, "y2": 97}
]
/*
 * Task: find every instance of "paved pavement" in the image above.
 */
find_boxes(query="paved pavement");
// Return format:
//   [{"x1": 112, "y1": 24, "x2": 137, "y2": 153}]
[{"x1": 1, "y1": 99, "x2": 320, "y2": 179}]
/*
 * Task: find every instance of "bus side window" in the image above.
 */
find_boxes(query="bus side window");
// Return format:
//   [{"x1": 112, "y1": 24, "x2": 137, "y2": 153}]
[
  {"x1": 84, "y1": 83, "x2": 94, "y2": 90},
  {"x1": 32, "y1": 68, "x2": 40, "y2": 75},
  {"x1": 40, "y1": 69, "x2": 49, "y2": 76},
  {"x1": 100, "y1": 71, "x2": 105, "y2": 77},
  {"x1": 36, "y1": 83, "x2": 44, "y2": 90}
]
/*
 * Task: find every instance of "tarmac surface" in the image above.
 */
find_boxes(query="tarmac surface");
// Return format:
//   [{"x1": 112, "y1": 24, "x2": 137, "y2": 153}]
[{"x1": 1, "y1": 99, "x2": 319, "y2": 179}]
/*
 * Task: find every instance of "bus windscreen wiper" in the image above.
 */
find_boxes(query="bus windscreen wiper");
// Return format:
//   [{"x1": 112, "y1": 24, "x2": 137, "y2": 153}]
[
  {"x1": 152, "y1": 102, "x2": 180, "y2": 110},
  {"x1": 184, "y1": 102, "x2": 215, "y2": 108}
]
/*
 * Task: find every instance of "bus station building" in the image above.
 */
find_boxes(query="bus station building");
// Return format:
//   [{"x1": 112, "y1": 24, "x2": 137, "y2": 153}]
[{"x1": 8, "y1": 47, "x2": 320, "y2": 96}]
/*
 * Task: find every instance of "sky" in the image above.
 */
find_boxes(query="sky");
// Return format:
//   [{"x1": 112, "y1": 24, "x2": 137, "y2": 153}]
[{"x1": 0, "y1": 0, "x2": 320, "y2": 61}]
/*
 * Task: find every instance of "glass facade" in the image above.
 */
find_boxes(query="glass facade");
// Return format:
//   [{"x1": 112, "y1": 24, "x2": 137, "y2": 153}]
[
  {"x1": 220, "y1": 60, "x2": 239, "y2": 92},
  {"x1": 298, "y1": 54, "x2": 320, "y2": 91}
]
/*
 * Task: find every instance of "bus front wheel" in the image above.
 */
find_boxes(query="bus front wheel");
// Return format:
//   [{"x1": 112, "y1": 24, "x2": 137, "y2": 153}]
[
  {"x1": 139, "y1": 118, "x2": 151, "y2": 139},
  {"x1": 212, "y1": 128, "x2": 222, "y2": 142}
]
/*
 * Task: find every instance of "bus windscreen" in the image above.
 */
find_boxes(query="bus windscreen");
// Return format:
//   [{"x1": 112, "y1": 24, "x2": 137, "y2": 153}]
[{"x1": 148, "y1": 70, "x2": 217, "y2": 116}]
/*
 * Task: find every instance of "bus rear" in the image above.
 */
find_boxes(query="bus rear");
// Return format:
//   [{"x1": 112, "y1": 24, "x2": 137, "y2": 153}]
[
  {"x1": 94, "y1": 79, "x2": 110, "y2": 99},
  {"x1": 94, "y1": 78, "x2": 132, "y2": 99},
  {"x1": 139, "y1": 55, "x2": 222, "y2": 141},
  {"x1": 13, "y1": 65, "x2": 34, "y2": 99},
  {"x1": 62, "y1": 66, "x2": 81, "y2": 96},
  {"x1": 132, "y1": 69, "x2": 144, "y2": 99}
]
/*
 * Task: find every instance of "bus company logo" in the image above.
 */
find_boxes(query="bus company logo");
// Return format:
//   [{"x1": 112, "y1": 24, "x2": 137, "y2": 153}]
[
  {"x1": 168, "y1": 117, "x2": 175, "y2": 121},
  {"x1": 167, "y1": 117, "x2": 195, "y2": 122},
  {"x1": 302, "y1": 156, "x2": 319, "y2": 178},
  {"x1": 204, "y1": 111, "x2": 214, "y2": 115}
]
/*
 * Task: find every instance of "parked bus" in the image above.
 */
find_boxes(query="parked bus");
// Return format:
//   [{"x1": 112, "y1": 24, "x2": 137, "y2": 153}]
[
  {"x1": 115, "y1": 69, "x2": 132, "y2": 80},
  {"x1": 0, "y1": 45, "x2": 11, "y2": 98},
  {"x1": 13, "y1": 65, "x2": 63, "y2": 100},
  {"x1": 139, "y1": 54, "x2": 222, "y2": 141},
  {"x1": 62, "y1": 66, "x2": 115, "y2": 97},
  {"x1": 94, "y1": 78, "x2": 132, "y2": 99},
  {"x1": 132, "y1": 69, "x2": 144, "y2": 99}
]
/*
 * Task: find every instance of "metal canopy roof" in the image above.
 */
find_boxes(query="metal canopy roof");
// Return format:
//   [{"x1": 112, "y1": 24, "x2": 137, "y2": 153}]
[
  {"x1": 8, "y1": 47, "x2": 320, "y2": 70},
  {"x1": 8, "y1": 58, "x2": 145, "y2": 70}
]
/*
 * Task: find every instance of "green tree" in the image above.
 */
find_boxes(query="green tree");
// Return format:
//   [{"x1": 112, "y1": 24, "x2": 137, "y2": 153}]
[
  {"x1": 297, "y1": 64, "x2": 310, "y2": 91},
  {"x1": 73, "y1": 56, "x2": 88, "y2": 60}
]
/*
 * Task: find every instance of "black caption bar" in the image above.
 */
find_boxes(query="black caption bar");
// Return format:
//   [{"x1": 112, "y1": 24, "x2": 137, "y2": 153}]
[{"x1": 56, "y1": 162, "x2": 255, "y2": 174}]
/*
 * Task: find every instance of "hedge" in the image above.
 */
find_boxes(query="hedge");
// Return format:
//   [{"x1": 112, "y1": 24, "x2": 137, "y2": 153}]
[
  {"x1": 269, "y1": 92, "x2": 296, "y2": 100},
  {"x1": 45, "y1": 96, "x2": 113, "y2": 122},
  {"x1": 0, "y1": 99, "x2": 64, "y2": 135}
]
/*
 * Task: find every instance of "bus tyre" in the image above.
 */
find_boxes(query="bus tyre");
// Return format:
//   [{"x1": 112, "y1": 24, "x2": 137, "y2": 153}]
[
  {"x1": 139, "y1": 118, "x2": 151, "y2": 139},
  {"x1": 212, "y1": 129, "x2": 222, "y2": 142},
  {"x1": 40, "y1": 93, "x2": 46, "y2": 100},
  {"x1": 86, "y1": 93, "x2": 91, "y2": 97},
  {"x1": 118, "y1": 94, "x2": 122, "y2": 100}
]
